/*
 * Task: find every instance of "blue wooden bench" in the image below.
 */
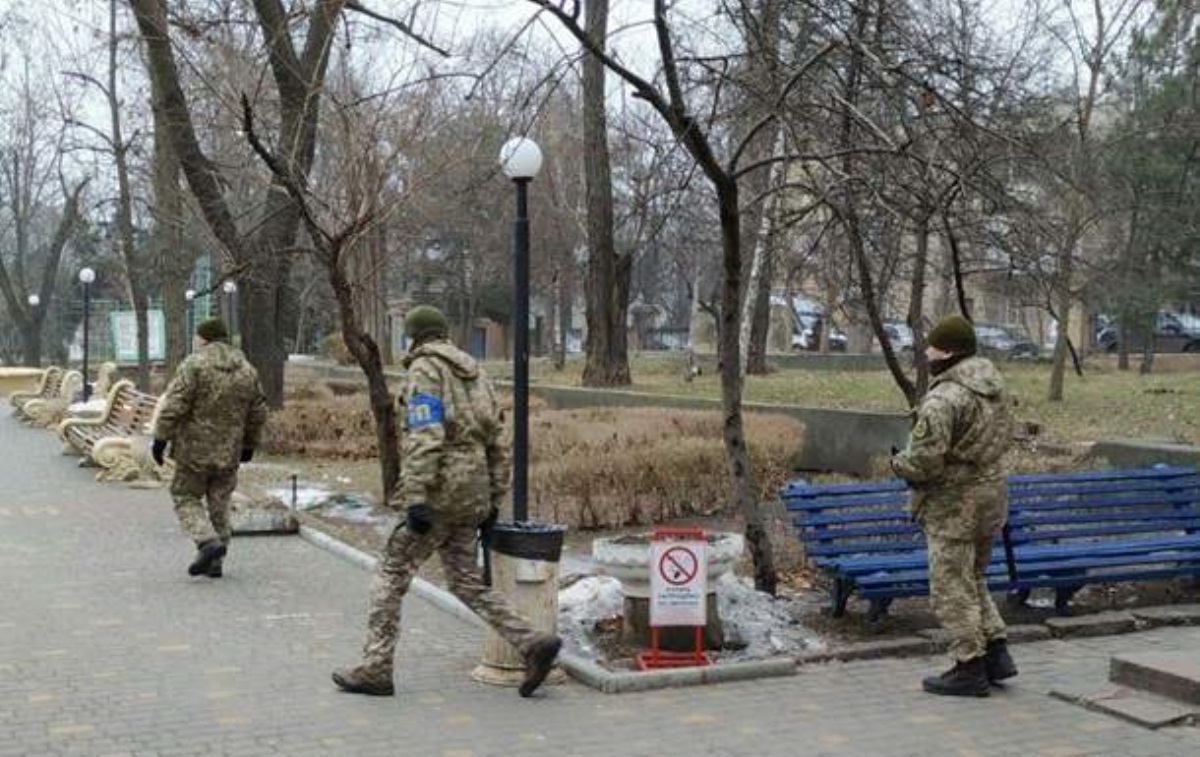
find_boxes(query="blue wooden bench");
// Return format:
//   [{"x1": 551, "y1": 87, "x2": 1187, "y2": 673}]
[{"x1": 782, "y1": 466, "x2": 1200, "y2": 620}]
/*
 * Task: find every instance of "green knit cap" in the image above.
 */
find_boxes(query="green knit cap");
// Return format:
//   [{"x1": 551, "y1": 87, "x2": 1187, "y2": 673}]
[
  {"x1": 926, "y1": 314, "x2": 976, "y2": 355},
  {"x1": 404, "y1": 305, "x2": 449, "y2": 344},
  {"x1": 196, "y1": 317, "x2": 229, "y2": 343}
]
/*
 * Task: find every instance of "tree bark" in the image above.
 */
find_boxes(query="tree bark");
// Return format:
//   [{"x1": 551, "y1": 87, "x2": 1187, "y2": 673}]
[
  {"x1": 150, "y1": 81, "x2": 191, "y2": 377},
  {"x1": 581, "y1": 0, "x2": 632, "y2": 387},
  {"x1": 107, "y1": 0, "x2": 151, "y2": 390},
  {"x1": 740, "y1": 126, "x2": 785, "y2": 377}
]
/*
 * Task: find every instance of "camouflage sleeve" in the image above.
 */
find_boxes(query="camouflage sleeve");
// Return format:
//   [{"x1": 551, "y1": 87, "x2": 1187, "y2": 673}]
[
  {"x1": 891, "y1": 394, "x2": 954, "y2": 485},
  {"x1": 153, "y1": 360, "x2": 197, "y2": 441},
  {"x1": 243, "y1": 377, "x2": 268, "y2": 448},
  {"x1": 398, "y1": 357, "x2": 446, "y2": 508}
]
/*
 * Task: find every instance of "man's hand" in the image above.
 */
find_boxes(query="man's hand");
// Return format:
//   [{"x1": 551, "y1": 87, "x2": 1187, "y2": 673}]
[
  {"x1": 240, "y1": 447, "x2": 254, "y2": 463},
  {"x1": 151, "y1": 439, "x2": 168, "y2": 466},
  {"x1": 890, "y1": 445, "x2": 901, "y2": 457},
  {"x1": 406, "y1": 504, "x2": 434, "y2": 535}
]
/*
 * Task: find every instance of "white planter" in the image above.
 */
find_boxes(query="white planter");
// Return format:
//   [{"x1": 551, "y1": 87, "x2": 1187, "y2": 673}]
[{"x1": 591, "y1": 532, "x2": 745, "y2": 599}]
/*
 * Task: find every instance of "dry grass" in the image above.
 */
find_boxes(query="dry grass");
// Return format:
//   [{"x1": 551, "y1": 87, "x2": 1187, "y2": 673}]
[
  {"x1": 528, "y1": 408, "x2": 803, "y2": 529},
  {"x1": 264, "y1": 387, "x2": 803, "y2": 531}
]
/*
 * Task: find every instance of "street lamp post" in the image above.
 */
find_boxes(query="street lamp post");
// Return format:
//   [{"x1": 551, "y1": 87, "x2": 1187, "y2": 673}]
[
  {"x1": 222, "y1": 280, "x2": 238, "y2": 344},
  {"x1": 26, "y1": 294, "x2": 40, "y2": 366},
  {"x1": 79, "y1": 267, "x2": 95, "y2": 400},
  {"x1": 185, "y1": 289, "x2": 196, "y2": 354},
  {"x1": 471, "y1": 137, "x2": 564, "y2": 689},
  {"x1": 499, "y1": 137, "x2": 543, "y2": 524}
]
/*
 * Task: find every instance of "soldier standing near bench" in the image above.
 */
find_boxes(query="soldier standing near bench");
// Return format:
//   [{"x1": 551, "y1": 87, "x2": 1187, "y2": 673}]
[
  {"x1": 153, "y1": 317, "x2": 268, "y2": 578},
  {"x1": 891, "y1": 315, "x2": 1017, "y2": 697},
  {"x1": 333, "y1": 305, "x2": 561, "y2": 698}
]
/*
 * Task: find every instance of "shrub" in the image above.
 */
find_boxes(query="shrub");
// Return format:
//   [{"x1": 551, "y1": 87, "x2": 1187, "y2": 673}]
[{"x1": 318, "y1": 333, "x2": 353, "y2": 365}]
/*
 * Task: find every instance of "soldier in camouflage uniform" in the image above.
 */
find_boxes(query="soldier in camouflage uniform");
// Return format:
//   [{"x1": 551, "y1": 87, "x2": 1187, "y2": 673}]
[
  {"x1": 153, "y1": 317, "x2": 268, "y2": 578},
  {"x1": 891, "y1": 315, "x2": 1017, "y2": 697},
  {"x1": 333, "y1": 305, "x2": 561, "y2": 698}
]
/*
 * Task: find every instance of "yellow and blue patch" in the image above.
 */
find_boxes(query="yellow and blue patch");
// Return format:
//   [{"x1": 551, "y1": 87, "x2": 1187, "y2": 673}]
[{"x1": 407, "y1": 393, "x2": 443, "y2": 429}]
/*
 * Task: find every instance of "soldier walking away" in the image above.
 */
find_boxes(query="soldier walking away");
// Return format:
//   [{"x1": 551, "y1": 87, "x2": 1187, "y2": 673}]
[
  {"x1": 890, "y1": 315, "x2": 1017, "y2": 697},
  {"x1": 152, "y1": 317, "x2": 268, "y2": 579},
  {"x1": 333, "y1": 305, "x2": 562, "y2": 699}
]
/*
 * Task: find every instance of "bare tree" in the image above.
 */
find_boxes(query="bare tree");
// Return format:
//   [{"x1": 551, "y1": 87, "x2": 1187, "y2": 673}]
[
  {"x1": 580, "y1": 0, "x2": 632, "y2": 386},
  {"x1": 526, "y1": 0, "x2": 837, "y2": 593}
]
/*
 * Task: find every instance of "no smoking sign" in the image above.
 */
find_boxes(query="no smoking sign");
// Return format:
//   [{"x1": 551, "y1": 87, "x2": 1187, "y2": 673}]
[{"x1": 650, "y1": 539, "x2": 708, "y2": 626}]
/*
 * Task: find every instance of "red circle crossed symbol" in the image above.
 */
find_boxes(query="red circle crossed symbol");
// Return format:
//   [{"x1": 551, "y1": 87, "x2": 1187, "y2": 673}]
[{"x1": 658, "y1": 546, "x2": 699, "y2": 586}]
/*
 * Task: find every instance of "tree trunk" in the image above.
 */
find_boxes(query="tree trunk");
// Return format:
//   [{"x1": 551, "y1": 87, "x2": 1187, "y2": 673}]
[
  {"x1": 581, "y1": 0, "x2": 631, "y2": 387},
  {"x1": 740, "y1": 127, "x2": 785, "y2": 377},
  {"x1": 108, "y1": 0, "x2": 151, "y2": 391},
  {"x1": 329, "y1": 249, "x2": 400, "y2": 499},
  {"x1": 908, "y1": 216, "x2": 931, "y2": 400},
  {"x1": 1048, "y1": 238, "x2": 1074, "y2": 402},
  {"x1": 716, "y1": 179, "x2": 778, "y2": 595},
  {"x1": 20, "y1": 319, "x2": 41, "y2": 367},
  {"x1": 151, "y1": 105, "x2": 190, "y2": 377}
]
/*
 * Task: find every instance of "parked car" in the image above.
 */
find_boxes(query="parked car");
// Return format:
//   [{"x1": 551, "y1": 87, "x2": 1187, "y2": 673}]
[
  {"x1": 1096, "y1": 312, "x2": 1200, "y2": 353},
  {"x1": 975, "y1": 323, "x2": 1040, "y2": 360},
  {"x1": 791, "y1": 316, "x2": 847, "y2": 351},
  {"x1": 881, "y1": 321, "x2": 914, "y2": 352}
]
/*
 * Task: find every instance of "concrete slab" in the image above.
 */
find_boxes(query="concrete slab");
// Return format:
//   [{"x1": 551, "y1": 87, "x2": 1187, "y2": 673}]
[
  {"x1": 1131, "y1": 604, "x2": 1200, "y2": 628},
  {"x1": 799, "y1": 636, "x2": 933, "y2": 664},
  {"x1": 1005, "y1": 624, "x2": 1055, "y2": 644},
  {"x1": 1045, "y1": 611, "x2": 1137, "y2": 638},
  {"x1": 1050, "y1": 684, "x2": 1198, "y2": 729},
  {"x1": 1111, "y1": 651, "x2": 1200, "y2": 704}
]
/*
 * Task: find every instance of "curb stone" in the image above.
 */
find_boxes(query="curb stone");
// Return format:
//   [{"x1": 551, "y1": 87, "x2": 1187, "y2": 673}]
[
  {"x1": 1044, "y1": 611, "x2": 1138, "y2": 638},
  {"x1": 299, "y1": 524, "x2": 798, "y2": 693}
]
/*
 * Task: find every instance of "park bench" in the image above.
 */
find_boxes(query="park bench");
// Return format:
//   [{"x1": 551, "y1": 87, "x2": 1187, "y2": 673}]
[
  {"x1": 59, "y1": 379, "x2": 159, "y2": 460},
  {"x1": 17, "y1": 370, "x2": 83, "y2": 427},
  {"x1": 9, "y1": 366, "x2": 64, "y2": 412},
  {"x1": 783, "y1": 466, "x2": 1200, "y2": 620}
]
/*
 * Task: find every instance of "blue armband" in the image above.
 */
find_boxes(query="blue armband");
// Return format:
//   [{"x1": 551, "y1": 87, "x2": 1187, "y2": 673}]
[{"x1": 407, "y1": 393, "x2": 444, "y2": 429}]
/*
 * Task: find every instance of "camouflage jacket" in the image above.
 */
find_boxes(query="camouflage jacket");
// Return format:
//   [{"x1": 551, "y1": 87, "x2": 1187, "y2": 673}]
[
  {"x1": 154, "y1": 342, "x2": 268, "y2": 470},
  {"x1": 891, "y1": 356, "x2": 1014, "y2": 540},
  {"x1": 395, "y1": 339, "x2": 507, "y2": 523}
]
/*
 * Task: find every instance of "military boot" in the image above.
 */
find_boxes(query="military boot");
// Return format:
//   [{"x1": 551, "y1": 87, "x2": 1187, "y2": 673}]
[
  {"x1": 984, "y1": 638, "x2": 1018, "y2": 682},
  {"x1": 921, "y1": 657, "x2": 990, "y2": 697},
  {"x1": 519, "y1": 634, "x2": 562, "y2": 698},
  {"x1": 206, "y1": 557, "x2": 224, "y2": 578},
  {"x1": 332, "y1": 666, "x2": 395, "y2": 696},
  {"x1": 188, "y1": 540, "x2": 227, "y2": 577}
]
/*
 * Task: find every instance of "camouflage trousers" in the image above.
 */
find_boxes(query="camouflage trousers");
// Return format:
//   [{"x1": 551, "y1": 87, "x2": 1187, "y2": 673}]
[
  {"x1": 171, "y1": 464, "x2": 237, "y2": 546},
  {"x1": 926, "y1": 533, "x2": 1006, "y2": 662},
  {"x1": 359, "y1": 518, "x2": 542, "y2": 676}
]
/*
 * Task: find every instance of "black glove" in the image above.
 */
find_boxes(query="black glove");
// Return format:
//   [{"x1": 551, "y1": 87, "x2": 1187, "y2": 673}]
[
  {"x1": 406, "y1": 504, "x2": 434, "y2": 535},
  {"x1": 480, "y1": 505, "x2": 499, "y2": 536},
  {"x1": 890, "y1": 445, "x2": 901, "y2": 456},
  {"x1": 151, "y1": 439, "x2": 168, "y2": 466},
  {"x1": 240, "y1": 447, "x2": 254, "y2": 463}
]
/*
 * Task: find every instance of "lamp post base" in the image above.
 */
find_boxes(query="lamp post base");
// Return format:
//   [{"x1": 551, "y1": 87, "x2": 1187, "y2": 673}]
[{"x1": 473, "y1": 523, "x2": 566, "y2": 688}]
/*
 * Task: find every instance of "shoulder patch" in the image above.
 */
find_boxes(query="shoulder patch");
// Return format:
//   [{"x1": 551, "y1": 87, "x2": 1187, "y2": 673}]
[
  {"x1": 407, "y1": 393, "x2": 444, "y2": 429},
  {"x1": 911, "y1": 416, "x2": 931, "y2": 440}
]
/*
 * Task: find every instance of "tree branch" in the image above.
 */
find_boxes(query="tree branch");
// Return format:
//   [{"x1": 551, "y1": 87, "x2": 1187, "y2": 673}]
[{"x1": 345, "y1": 0, "x2": 449, "y2": 57}]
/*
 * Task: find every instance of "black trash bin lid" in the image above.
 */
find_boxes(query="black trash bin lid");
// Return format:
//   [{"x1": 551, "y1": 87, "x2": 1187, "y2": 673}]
[{"x1": 489, "y1": 521, "x2": 567, "y2": 562}]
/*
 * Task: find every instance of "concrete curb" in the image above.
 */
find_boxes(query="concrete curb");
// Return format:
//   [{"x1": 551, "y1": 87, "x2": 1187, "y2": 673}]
[
  {"x1": 298, "y1": 526, "x2": 484, "y2": 629},
  {"x1": 298, "y1": 524, "x2": 798, "y2": 693}
]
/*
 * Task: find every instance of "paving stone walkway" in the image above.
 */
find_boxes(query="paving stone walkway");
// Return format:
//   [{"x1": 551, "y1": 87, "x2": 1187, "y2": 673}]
[{"x1": 2, "y1": 413, "x2": 1199, "y2": 756}]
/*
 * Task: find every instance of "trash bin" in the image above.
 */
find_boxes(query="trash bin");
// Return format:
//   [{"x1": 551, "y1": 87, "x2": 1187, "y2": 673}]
[{"x1": 471, "y1": 521, "x2": 567, "y2": 687}]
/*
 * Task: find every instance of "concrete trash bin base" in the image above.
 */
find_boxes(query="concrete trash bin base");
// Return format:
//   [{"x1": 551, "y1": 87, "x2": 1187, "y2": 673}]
[{"x1": 472, "y1": 522, "x2": 568, "y2": 687}]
